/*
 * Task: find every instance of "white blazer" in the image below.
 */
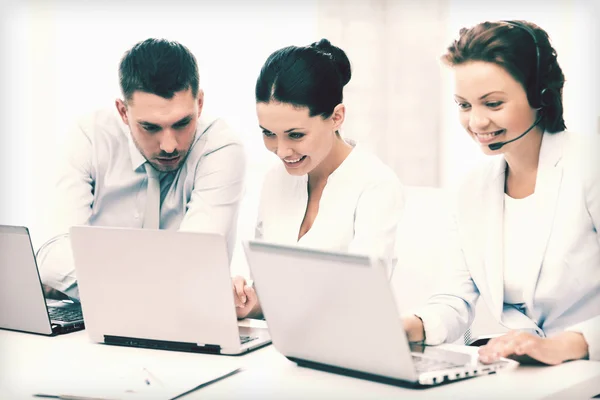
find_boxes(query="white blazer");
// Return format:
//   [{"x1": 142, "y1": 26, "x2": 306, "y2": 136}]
[
  {"x1": 416, "y1": 131, "x2": 600, "y2": 360},
  {"x1": 255, "y1": 143, "x2": 405, "y2": 270}
]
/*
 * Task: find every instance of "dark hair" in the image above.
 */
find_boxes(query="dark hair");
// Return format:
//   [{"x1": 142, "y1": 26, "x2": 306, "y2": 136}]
[
  {"x1": 255, "y1": 38, "x2": 351, "y2": 118},
  {"x1": 442, "y1": 20, "x2": 566, "y2": 133},
  {"x1": 119, "y1": 38, "x2": 200, "y2": 102}
]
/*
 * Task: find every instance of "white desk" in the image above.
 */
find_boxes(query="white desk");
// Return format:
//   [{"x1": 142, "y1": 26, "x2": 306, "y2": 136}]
[{"x1": 1, "y1": 322, "x2": 600, "y2": 399}]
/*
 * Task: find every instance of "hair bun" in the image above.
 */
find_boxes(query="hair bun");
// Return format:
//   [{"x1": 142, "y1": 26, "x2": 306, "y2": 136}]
[
  {"x1": 311, "y1": 38, "x2": 334, "y2": 51},
  {"x1": 310, "y1": 38, "x2": 352, "y2": 86}
]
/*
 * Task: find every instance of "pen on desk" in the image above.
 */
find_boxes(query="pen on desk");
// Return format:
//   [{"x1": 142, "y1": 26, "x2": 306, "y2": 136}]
[
  {"x1": 33, "y1": 394, "x2": 116, "y2": 400},
  {"x1": 170, "y1": 367, "x2": 244, "y2": 400},
  {"x1": 143, "y1": 366, "x2": 164, "y2": 386}
]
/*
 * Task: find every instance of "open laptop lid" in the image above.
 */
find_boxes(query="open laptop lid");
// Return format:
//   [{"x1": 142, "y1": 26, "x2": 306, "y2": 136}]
[
  {"x1": 0, "y1": 225, "x2": 53, "y2": 335},
  {"x1": 69, "y1": 226, "x2": 242, "y2": 350},
  {"x1": 243, "y1": 240, "x2": 418, "y2": 382}
]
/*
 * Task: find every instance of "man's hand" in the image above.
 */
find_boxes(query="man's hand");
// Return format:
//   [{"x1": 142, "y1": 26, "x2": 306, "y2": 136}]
[
  {"x1": 42, "y1": 284, "x2": 70, "y2": 301},
  {"x1": 478, "y1": 330, "x2": 589, "y2": 365},
  {"x1": 402, "y1": 314, "x2": 426, "y2": 343},
  {"x1": 232, "y1": 276, "x2": 259, "y2": 319}
]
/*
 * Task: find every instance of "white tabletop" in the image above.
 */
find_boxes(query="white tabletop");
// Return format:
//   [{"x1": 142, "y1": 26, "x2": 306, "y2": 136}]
[{"x1": 1, "y1": 321, "x2": 600, "y2": 399}]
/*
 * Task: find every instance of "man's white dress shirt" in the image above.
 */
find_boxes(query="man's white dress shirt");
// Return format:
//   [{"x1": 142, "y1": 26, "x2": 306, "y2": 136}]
[{"x1": 41, "y1": 108, "x2": 246, "y2": 296}]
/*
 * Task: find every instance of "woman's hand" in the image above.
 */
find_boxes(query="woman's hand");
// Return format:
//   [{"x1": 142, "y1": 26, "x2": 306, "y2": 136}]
[
  {"x1": 231, "y1": 276, "x2": 259, "y2": 319},
  {"x1": 478, "y1": 330, "x2": 589, "y2": 365}
]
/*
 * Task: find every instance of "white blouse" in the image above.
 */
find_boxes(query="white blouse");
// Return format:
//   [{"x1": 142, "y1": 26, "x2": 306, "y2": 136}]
[
  {"x1": 255, "y1": 143, "x2": 405, "y2": 268},
  {"x1": 503, "y1": 192, "x2": 538, "y2": 306}
]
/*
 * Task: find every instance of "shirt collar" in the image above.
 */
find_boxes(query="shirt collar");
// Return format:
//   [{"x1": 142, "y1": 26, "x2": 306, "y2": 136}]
[
  {"x1": 295, "y1": 138, "x2": 358, "y2": 185},
  {"x1": 127, "y1": 133, "x2": 147, "y2": 172},
  {"x1": 114, "y1": 108, "x2": 147, "y2": 172},
  {"x1": 328, "y1": 139, "x2": 358, "y2": 180}
]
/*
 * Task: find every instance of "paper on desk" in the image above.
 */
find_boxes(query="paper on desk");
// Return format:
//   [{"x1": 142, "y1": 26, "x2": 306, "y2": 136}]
[{"x1": 33, "y1": 363, "x2": 242, "y2": 400}]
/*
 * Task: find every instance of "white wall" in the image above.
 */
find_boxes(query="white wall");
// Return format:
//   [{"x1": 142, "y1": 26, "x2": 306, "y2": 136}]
[
  {"x1": 0, "y1": 3, "x2": 34, "y2": 239},
  {"x1": 316, "y1": 0, "x2": 448, "y2": 187}
]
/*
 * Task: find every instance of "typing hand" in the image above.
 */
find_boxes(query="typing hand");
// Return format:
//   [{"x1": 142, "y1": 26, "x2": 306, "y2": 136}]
[
  {"x1": 402, "y1": 314, "x2": 426, "y2": 343},
  {"x1": 232, "y1": 276, "x2": 258, "y2": 319},
  {"x1": 42, "y1": 284, "x2": 70, "y2": 301},
  {"x1": 478, "y1": 330, "x2": 589, "y2": 365}
]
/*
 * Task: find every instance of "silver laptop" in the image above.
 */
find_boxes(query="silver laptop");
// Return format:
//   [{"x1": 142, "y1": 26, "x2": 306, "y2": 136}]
[
  {"x1": 69, "y1": 226, "x2": 270, "y2": 355},
  {"x1": 243, "y1": 240, "x2": 513, "y2": 386},
  {"x1": 0, "y1": 225, "x2": 84, "y2": 335}
]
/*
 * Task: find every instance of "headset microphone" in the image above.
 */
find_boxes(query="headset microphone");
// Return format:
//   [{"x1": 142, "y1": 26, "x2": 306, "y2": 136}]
[
  {"x1": 488, "y1": 114, "x2": 543, "y2": 151},
  {"x1": 488, "y1": 20, "x2": 545, "y2": 152}
]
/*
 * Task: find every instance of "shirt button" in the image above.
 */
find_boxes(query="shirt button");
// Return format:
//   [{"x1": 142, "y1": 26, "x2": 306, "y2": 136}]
[{"x1": 134, "y1": 213, "x2": 140, "y2": 219}]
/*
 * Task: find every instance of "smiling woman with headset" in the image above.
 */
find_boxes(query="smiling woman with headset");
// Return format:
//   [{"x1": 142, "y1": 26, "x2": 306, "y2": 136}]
[{"x1": 402, "y1": 20, "x2": 600, "y2": 364}]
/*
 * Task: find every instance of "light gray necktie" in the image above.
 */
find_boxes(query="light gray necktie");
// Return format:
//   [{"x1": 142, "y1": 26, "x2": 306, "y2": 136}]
[{"x1": 143, "y1": 163, "x2": 161, "y2": 229}]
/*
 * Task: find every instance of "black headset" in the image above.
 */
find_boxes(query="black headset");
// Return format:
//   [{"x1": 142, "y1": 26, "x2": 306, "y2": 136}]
[
  {"x1": 502, "y1": 20, "x2": 545, "y2": 109},
  {"x1": 487, "y1": 21, "x2": 546, "y2": 151}
]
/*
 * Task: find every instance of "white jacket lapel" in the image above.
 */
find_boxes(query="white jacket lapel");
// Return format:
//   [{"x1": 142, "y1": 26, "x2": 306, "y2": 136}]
[
  {"x1": 483, "y1": 157, "x2": 507, "y2": 319},
  {"x1": 522, "y1": 132, "x2": 565, "y2": 307}
]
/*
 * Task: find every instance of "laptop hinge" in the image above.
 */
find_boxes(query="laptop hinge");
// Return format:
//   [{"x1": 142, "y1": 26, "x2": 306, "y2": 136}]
[{"x1": 104, "y1": 335, "x2": 221, "y2": 354}]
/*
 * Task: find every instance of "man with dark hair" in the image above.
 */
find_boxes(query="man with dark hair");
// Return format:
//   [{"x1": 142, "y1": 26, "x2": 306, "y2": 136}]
[{"x1": 41, "y1": 38, "x2": 246, "y2": 298}]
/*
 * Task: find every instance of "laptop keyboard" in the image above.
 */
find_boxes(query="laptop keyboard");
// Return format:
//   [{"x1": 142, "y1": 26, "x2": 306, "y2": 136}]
[
  {"x1": 240, "y1": 335, "x2": 258, "y2": 345},
  {"x1": 48, "y1": 306, "x2": 83, "y2": 323},
  {"x1": 412, "y1": 355, "x2": 462, "y2": 373}
]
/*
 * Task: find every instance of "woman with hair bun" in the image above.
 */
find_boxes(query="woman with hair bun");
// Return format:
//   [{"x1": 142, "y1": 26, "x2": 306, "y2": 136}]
[{"x1": 234, "y1": 39, "x2": 405, "y2": 319}]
